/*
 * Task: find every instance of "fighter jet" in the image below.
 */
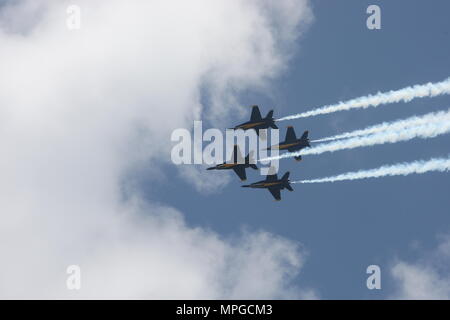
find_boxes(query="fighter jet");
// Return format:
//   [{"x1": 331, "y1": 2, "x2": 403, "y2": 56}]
[
  {"x1": 242, "y1": 171, "x2": 293, "y2": 201},
  {"x1": 206, "y1": 145, "x2": 258, "y2": 181},
  {"x1": 231, "y1": 105, "x2": 278, "y2": 135},
  {"x1": 267, "y1": 126, "x2": 310, "y2": 161}
]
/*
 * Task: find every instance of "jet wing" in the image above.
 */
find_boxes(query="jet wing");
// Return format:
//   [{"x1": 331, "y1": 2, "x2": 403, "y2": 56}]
[
  {"x1": 287, "y1": 146, "x2": 301, "y2": 153},
  {"x1": 250, "y1": 105, "x2": 262, "y2": 121},
  {"x1": 232, "y1": 166, "x2": 247, "y2": 181},
  {"x1": 268, "y1": 187, "x2": 281, "y2": 201}
]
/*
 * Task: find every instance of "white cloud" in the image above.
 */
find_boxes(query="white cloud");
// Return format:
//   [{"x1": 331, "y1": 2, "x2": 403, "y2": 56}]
[
  {"x1": 390, "y1": 234, "x2": 450, "y2": 299},
  {"x1": 178, "y1": 165, "x2": 232, "y2": 194},
  {"x1": 0, "y1": 0, "x2": 314, "y2": 298}
]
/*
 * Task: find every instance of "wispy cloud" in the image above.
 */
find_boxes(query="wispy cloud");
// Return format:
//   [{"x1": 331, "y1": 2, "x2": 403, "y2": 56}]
[
  {"x1": 390, "y1": 234, "x2": 450, "y2": 299},
  {"x1": 0, "y1": 0, "x2": 314, "y2": 298}
]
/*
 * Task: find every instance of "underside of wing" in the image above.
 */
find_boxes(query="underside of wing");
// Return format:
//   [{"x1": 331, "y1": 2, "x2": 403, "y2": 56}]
[
  {"x1": 268, "y1": 187, "x2": 281, "y2": 201},
  {"x1": 232, "y1": 166, "x2": 247, "y2": 181}
]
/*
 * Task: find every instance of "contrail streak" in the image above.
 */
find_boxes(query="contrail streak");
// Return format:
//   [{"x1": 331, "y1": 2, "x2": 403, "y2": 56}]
[
  {"x1": 291, "y1": 156, "x2": 450, "y2": 184},
  {"x1": 277, "y1": 78, "x2": 450, "y2": 121},
  {"x1": 261, "y1": 109, "x2": 450, "y2": 161},
  {"x1": 311, "y1": 109, "x2": 450, "y2": 143}
]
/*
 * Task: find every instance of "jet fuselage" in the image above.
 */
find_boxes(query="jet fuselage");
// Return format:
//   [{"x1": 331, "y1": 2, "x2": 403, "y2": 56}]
[
  {"x1": 207, "y1": 145, "x2": 258, "y2": 181},
  {"x1": 233, "y1": 119, "x2": 273, "y2": 132},
  {"x1": 242, "y1": 180, "x2": 286, "y2": 189},
  {"x1": 270, "y1": 139, "x2": 309, "y2": 151}
]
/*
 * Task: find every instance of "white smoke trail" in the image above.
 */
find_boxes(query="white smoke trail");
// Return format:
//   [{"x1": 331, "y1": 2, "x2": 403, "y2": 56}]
[
  {"x1": 291, "y1": 156, "x2": 450, "y2": 184},
  {"x1": 261, "y1": 109, "x2": 450, "y2": 161},
  {"x1": 277, "y1": 78, "x2": 450, "y2": 121},
  {"x1": 311, "y1": 109, "x2": 450, "y2": 143}
]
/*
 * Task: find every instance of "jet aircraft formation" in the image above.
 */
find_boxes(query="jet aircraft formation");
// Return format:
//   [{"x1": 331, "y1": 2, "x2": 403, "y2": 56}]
[{"x1": 207, "y1": 105, "x2": 310, "y2": 201}]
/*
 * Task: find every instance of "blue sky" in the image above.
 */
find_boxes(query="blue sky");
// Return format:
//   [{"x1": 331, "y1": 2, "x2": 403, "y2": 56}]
[{"x1": 161, "y1": 0, "x2": 450, "y2": 298}]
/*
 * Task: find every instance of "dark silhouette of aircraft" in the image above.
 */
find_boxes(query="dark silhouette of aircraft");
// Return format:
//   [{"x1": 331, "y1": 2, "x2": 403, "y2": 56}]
[
  {"x1": 231, "y1": 105, "x2": 278, "y2": 135},
  {"x1": 267, "y1": 126, "x2": 310, "y2": 161},
  {"x1": 242, "y1": 171, "x2": 293, "y2": 201},
  {"x1": 206, "y1": 145, "x2": 257, "y2": 181}
]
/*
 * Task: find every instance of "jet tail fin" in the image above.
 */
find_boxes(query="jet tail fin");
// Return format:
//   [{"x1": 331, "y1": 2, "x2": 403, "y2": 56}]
[
  {"x1": 245, "y1": 151, "x2": 258, "y2": 169},
  {"x1": 282, "y1": 171, "x2": 293, "y2": 191},
  {"x1": 301, "y1": 130, "x2": 311, "y2": 147},
  {"x1": 250, "y1": 105, "x2": 262, "y2": 121},
  {"x1": 285, "y1": 126, "x2": 297, "y2": 142},
  {"x1": 265, "y1": 110, "x2": 274, "y2": 119}
]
